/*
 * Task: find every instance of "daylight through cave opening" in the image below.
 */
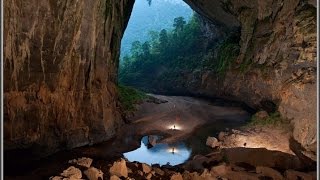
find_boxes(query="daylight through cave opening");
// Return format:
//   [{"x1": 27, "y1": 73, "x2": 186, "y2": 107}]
[{"x1": 118, "y1": 0, "x2": 240, "y2": 97}]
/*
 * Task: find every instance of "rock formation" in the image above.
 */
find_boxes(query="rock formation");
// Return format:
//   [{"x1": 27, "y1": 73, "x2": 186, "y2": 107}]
[
  {"x1": 182, "y1": 0, "x2": 317, "y2": 160},
  {"x1": 4, "y1": 0, "x2": 134, "y2": 154}
]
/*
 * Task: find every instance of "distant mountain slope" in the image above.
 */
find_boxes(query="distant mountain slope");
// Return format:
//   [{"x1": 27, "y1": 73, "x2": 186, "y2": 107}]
[{"x1": 120, "y1": 0, "x2": 193, "y2": 60}]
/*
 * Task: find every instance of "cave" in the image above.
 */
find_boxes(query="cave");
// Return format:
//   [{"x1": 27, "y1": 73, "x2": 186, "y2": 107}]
[{"x1": 3, "y1": 0, "x2": 317, "y2": 179}]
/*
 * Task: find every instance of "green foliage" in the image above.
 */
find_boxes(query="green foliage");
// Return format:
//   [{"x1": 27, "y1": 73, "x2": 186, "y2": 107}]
[
  {"x1": 117, "y1": 85, "x2": 147, "y2": 112},
  {"x1": 121, "y1": 0, "x2": 193, "y2": 58},
  {"x1": 119, "y1": 14, "x2": 204, "y2": 90},
  {"x1": 248, "y1": 111, "x2": 289, "y2": 127},
  {"x1": 119, "y1": 13, "x2": 240, "y2": 92},
  {"x1": 214, "y1": 40, "x2": 240, "y2": 77}
]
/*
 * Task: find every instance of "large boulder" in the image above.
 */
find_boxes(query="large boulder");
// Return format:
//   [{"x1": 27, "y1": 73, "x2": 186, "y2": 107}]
[
  {"x1": 68, "y1": 157, "x2": 93, "y2": 168},
  {"x1": 141, "y1": 163, "x2": 152, "y2": 174},
  {"x1": 170, "y1": 173, "x2": 183, "y2": 180},
  {"x1": 84, "y1": 167, "x2": 103, "y2": 180},
  {"x1": 284, "y1": 170, "x2": 315, "y2": 180},
  {"x1": 256, "y1": 166, "x2": 284, "y2": 180},
  {"x1": 60, "y1": 166, "x2": 82, "y2": 179},
  {"x1": 206, "y1": 137, "x2": 220, "y2": 148},
  {"x1": 109, "y1": 159, "x2": 128, "y2": 178}
]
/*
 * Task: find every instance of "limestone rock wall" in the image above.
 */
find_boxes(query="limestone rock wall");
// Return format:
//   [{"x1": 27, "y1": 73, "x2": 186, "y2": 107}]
[
  {"x1": 184, "y1": 0, "x2": 317, "y2": 160},
  {"x1": 4, "y1": 0, "x2": 134, "y2": 155}
]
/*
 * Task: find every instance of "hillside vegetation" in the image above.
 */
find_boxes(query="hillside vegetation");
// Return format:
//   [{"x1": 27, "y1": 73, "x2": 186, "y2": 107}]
[{"x1": 119, "y1": 14, "x2": 240, "y2": 93}]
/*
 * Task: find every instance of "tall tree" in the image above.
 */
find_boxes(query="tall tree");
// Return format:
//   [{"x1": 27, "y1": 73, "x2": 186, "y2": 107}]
[
  {"x1": 173, "y1": 17, "x2": 186, "y2": 32},
  {"x1": 159, "y1": 29, "x2": 168, "y2": 50}
]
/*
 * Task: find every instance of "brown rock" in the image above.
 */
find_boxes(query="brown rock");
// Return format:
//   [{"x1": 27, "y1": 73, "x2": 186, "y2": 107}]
[
  {"x1": 60, "y1": 166, "x2": 82, "y2": 179},
  {"x1": 148, "y1": 135, "x2": 158, "y2": 146},
  {"x1": 200, "y1": 169, "x2": 215, "y2": 179},
  {"x1": 218, "y1": 132, "x2": 227, "y2": 141},
  {"x1": 284, "y1": 170, "x2": 314, "y2": 180},
  {"x1": 153, "y1": 167, "x2": 165, "y2": 176},
  {"x1": 224, "y1": 171, "x2": 259, "y2": 180},
  {"x1": 109, "y1": 159, "x2": 128, "y2": 178},
  {"x1": 84, "y1": 167, "x2": 103, "y2": 180},
  {"x1": 146, "y1": 173, "x2": 153, "y2": 179},
  {"x1": 68, "y1": 157, "x2": 93, "y2": 168},
  {"x1": 211, "y1": 164, "x2": 230, "y2": 176},
  {"x1": 256, "y1": 166, "x2": 284, "y2": 180},
  {"x1": 206, "y1": 137, "x2": 220, "y2": 148},
  {"x1": 182, "y1": 171, "x2": 202, "y2": 180},
  {"x1": 137, "y1": 170, "x2": 144, "y2": 176},
  {"x1": 171, "y1": 173, "x2": 183, "y2": 180},
  {"x1": 3, "y1": 0, "x2": 135, "y2": 156},
  {"x1": 110, "y1": 175, "x2": 120, "y2": 180},
  {"x1": 141, "y1": 163, "x2": 152, "y2": 174},
  {"x1": 49, "y1": 176, "x2": 63, "y2": 180}
]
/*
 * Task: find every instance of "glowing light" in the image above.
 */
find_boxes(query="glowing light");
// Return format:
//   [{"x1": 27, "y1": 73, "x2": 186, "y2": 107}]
[
  {"x1": 167, "y1": 124, "x2": 182, "y2": 130},
  {"x1": 167, "y1": 147, "x2": 179, "y2": 154}
]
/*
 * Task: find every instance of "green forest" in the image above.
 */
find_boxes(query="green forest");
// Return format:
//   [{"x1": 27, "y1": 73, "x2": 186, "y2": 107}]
[{"x1": 118, "y1": 14, "x2": 240, "y2": 93}]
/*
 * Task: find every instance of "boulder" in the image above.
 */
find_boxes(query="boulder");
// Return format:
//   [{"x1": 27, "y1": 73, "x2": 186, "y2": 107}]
[
  {"x1": 254, "y1": 111, "x2": 269, "y2": 120},
  {"x1": 146, "y1": 173, "x2": 153, "y2": 179},
  {"x1": 60, "y1": 166, "x2": 82, "y2": 179},
  {"x1": 170, "y1": 173, "x2": 183, "y2": 180},
  {"x1": 110, "y1": 175, "x2": 120, "y2": 180},
  {"x1": 224, "y1": 171, "x2": 259, "y2": 180},
  {"x1": 200, "y1": 169, "x2": 215, "y2": 179},
  {"x1": 49, "y1": 176, "x2": 63, "y2": 180},
  {"x1": 109, "y1": 159, "x2": 128, "y2": 178},
  {"x1": 153, "y1": 167, "x2": 165, "y2": 176},
  {"x1": 211, "y1": 163, "x2": 230, "y2": 176},
  {"x1": 137, "y1": 170, "x2": 144, "y2": 176},
  {"x1": 284, "y1": 170, "x2": 314, "y2": 180},
  {"x1": 68, "y1": 157, "x2": 93, "y2": 168},
  {"x1": 84, "y1": 167, "x2": 103, "y2": 180},
  {"x1": 182, "y1": 171, "x2": 205, "y2": 180},
  {"x1": 206, "y1": 137, "x2": 220, "y2": 148},
  {"x1": 141, "y1": 163, "x2": 152, "y2": 174},
  {"x1": 148, "y1": 135, "x2": 158, "y2": 146},
  {"x1": 256, "y1": 166, "x2": 284, "y2": 180},
  {"x1": 218, "y1": 132, "x2": 227, "y2": 141}
]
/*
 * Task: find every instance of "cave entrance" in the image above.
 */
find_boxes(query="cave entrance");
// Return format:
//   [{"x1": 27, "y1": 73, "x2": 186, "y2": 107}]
[
  {"x1": 118, "y1": 0, "x2": 235, "y2": 95},
  {"x1": 118, "y1": 0, "x2": 240, "y2": 96}
]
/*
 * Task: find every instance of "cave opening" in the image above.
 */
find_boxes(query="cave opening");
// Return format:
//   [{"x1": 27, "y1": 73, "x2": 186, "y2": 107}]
[{"x1": 118, "y1": 0, "x2": 241, "y2": 96}]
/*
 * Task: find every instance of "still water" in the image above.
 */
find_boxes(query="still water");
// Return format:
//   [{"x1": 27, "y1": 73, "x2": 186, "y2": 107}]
[{"x1": 123, "y1": 136, "x2": 192, "y2": 166}]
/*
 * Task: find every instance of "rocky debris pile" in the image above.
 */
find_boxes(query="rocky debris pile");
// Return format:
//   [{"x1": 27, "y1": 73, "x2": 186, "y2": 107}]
[
  {"x1": 50, "y1": 157, "x2": 103, "y2": 180},
  {"x1": 50, "y1": 154, "x2": 316, "y2": 180}
]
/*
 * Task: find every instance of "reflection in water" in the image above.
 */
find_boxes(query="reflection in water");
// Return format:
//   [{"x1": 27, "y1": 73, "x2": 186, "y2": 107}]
[{"x1": 123, "y1": 136, "x2": 191, "y2": 166}]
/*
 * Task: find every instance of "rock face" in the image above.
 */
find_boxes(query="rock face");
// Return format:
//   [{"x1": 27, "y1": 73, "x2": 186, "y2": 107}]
[
  {"x1": 4, "y1": 0, "x2": 134, "y2": 154},
  {"x1": 182, "y1": 0, "x2": 317, "y2": 160}
]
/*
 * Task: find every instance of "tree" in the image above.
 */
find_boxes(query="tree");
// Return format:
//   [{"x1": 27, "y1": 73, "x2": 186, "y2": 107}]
[
  {"x1": 173, "y1": 17, "x2": 186, "y2": 32},
  {"x1": 131, "y1": 41, "x2": 142, "y2": 58},
  {"x1": 142, "y1": 42, "x2": 150, "y2": 57},
  {"x1": 159, "y1": 29, "x2": 168, "y2": 48}
]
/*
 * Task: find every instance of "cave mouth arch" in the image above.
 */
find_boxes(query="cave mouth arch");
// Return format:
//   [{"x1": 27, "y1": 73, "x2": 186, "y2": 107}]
[{"x1": 118, "y1": 0, "x2": 241, "y2": 96}]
